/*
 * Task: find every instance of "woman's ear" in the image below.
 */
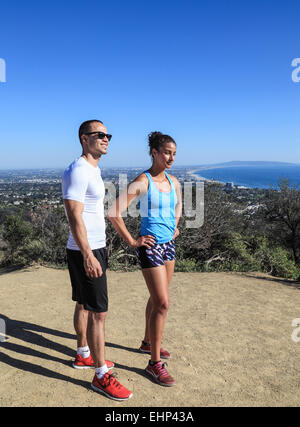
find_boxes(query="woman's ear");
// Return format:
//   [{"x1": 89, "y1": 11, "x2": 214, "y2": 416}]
[{"x1": 151, "y1": 148, "x2": 158, "y2": 159}]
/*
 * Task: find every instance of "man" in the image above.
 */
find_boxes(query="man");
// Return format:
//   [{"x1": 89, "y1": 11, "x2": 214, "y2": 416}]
[{"x1": 62, "y1": 119, "x2": 132, "y2": 401}]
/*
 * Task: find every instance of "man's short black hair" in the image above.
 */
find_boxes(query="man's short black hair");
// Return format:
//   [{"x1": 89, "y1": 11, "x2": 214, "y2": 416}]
[{"x1": 79, "y1": 120, "x2": 104, "y2": 143}]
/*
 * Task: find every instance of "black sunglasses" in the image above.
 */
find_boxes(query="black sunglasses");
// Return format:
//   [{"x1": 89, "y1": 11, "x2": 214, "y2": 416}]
[{"x1": 85, "y1": 131, "x2": 112, "y2": 141}]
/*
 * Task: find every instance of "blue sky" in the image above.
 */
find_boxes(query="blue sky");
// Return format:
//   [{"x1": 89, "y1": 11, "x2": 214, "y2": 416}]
[{"x1": 0, "y1": 0, "x2": 300, "y2": 169}]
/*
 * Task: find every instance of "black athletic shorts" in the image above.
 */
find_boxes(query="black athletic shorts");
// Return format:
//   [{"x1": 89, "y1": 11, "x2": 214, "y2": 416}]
[{"x1": 66, "y1": 247, "x2": 108, "y2": 313}]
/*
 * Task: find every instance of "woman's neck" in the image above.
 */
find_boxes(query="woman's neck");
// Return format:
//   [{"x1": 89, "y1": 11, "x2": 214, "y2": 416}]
[{"x1": 148, "y1": 164, "x2": 166, "y2": 179}]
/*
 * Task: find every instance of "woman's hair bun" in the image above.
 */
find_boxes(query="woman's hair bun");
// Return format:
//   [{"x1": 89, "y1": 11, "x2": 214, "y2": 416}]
[
  {"x1": 148, "y1": 131, "x2": 163, "y2": 144},
  {"x1": 148, "y1": 131, "x2": 176, "y2": 157}
]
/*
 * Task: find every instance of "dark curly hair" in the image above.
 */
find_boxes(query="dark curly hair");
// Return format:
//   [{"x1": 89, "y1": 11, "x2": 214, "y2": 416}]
[{"x1": 148, "y1": 131, "x2": 176, "y2": 158}]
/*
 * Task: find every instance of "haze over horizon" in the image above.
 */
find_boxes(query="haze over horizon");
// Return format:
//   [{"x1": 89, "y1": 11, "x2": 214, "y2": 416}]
[{"x1": 1, "y1": 160, "x2": 300, "y2": 172}]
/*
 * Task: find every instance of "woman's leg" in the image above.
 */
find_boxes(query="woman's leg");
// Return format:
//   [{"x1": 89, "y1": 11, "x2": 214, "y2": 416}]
[
  {"x1": 143, "y1": 260, "x2": 175, "y2": 345},
  {"x1": 142, "y1": 265, "x2": 169, "y2": 362},
  {"x1": 165, "y1": 259, "x2": 175, "y2": 286},
  {"x1": 143, "y1": 298, "x2": 152, "y2": 344}
]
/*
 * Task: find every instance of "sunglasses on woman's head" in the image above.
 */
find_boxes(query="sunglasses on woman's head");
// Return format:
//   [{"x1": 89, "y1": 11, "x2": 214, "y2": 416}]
[{"x1": 85, "y1": 131, "x2": 112, "y2": 141}]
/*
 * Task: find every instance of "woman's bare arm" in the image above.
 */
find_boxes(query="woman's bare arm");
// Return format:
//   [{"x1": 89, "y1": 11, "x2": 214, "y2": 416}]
[{"x1": 107, "y1": 174, "x2": 156, "y2": 248}]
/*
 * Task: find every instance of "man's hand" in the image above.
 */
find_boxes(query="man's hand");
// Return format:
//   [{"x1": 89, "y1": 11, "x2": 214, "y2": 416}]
[{"x1": 83, "y1": 252, "x2": 103, "y2": 278}]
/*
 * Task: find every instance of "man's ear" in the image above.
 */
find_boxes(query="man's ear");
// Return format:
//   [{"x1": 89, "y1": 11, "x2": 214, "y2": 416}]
[{"x1": 81, "y1": 135, "x2": 88, "y2": 146}]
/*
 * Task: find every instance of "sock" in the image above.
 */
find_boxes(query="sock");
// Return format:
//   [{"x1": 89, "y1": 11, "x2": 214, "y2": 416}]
[
  {"x1": 77, "y1": 346, "x2": 90, "y2": 358},
  {"x1": 95, "y1": 364, "x2": 109, "y2": 379}
]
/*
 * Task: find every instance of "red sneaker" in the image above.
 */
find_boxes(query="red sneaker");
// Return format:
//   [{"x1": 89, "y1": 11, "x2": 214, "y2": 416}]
[
  {"x1": 91, "y1": 372, "x2": 133, "y2": 401},
  {"x1": 72, "y1": 354, "x2": 114, "y2": 370},
  {"x1": 145, "y1": 361, "x2": 176, "y2": 387},
  {"x1": 139, "y1": 341, "x2": 171, "y2": 359}
]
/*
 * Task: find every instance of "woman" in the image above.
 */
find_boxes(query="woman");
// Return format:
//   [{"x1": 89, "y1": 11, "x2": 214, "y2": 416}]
[{"x1": 108, "y1": 131, "x2": 182, "y2": 386}]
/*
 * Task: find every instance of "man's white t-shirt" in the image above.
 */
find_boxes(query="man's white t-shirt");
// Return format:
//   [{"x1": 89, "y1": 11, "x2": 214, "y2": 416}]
[{"x1": 62, "y1": 157, "x2": 106, "y2": 251}]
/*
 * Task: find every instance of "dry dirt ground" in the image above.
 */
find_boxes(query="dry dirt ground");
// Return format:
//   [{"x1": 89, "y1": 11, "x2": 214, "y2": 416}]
[{"x1": 0, "y1": 266, "x2": 300, "y2": 407}]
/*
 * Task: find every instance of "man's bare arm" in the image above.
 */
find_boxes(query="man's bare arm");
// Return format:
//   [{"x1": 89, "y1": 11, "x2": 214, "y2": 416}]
[{"x1": 64, "y1": 199, "x2": 103, "y2": 278}]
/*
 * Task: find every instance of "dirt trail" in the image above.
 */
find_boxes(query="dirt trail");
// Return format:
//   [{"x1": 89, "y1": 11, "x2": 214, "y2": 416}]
[{"x1": 1, "y1": 266, "x2": 300, "y2": 407}]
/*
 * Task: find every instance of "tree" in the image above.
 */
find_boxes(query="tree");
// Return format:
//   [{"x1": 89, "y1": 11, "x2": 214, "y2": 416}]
[
  {"x1": 176, "y1": 183, "x2": 235, "y2": 265},
  {"x1": 262, "y1": 179, "x2": 300, "y2": 266},
  {"x1": 2, "y1": 211, "x2": 33, "y2": 264},
  {"x1": 30, "y1": 206, "x2": 69, "y2": 265}
]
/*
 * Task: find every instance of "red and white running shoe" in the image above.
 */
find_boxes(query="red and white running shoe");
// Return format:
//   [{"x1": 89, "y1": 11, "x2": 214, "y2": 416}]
[
  {"x1": 91, "y1": 372, "x2": 133, "y2": 401},
  {"x1": 145, "y1": 361, "x2": 176, "y2": 387},
  {"x1": 72, "y1": 354, "x2": 114, "y2": 370}
]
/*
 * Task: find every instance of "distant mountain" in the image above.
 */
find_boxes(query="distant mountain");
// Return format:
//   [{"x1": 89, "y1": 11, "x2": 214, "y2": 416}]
[{"x1": 191, "y1": 161, "x2": 300, "y2": 170}]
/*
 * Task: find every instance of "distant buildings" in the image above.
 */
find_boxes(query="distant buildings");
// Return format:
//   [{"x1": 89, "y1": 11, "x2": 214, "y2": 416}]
[{"x1": 225, "y1": 182, "x2": 235, "y2": 190}]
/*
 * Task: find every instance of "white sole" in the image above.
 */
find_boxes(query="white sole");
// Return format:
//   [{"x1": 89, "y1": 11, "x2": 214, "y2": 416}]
[
  {"x1": 91, "y1": 384, "x2": 133, "y2": 401},
  {"x1": 72, "y1": 363, "x2": 114, "y2": 370},
  {"x1": 72, "y1": 363, "x2": 93, "y2": 369}
]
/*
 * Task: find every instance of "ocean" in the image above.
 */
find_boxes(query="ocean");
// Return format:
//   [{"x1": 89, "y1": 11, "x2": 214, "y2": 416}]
[{"x1": 194, "y1": 164, "x2": 300, "y2": 189}]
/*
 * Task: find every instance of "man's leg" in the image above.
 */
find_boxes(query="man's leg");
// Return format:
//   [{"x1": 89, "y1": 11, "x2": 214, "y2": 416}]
[
  {"x1": 87, "y1": 309, "x2": 132, "y2": 400},
  {"x1": 72, "y1": 302, "x2": 93, "y2": 364},
  {"x1": 87, "y1": 311, "x2": 107, "y2": 369},
  {"x1": 89, "y1": 306, "x2": 133, "y2": 400},
  {"x1": 73, "y1": 302, "x2": 89, "y2": 349}
]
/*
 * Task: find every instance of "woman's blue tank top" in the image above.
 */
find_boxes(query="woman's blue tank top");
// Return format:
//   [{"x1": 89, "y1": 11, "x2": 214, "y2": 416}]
[{"x1": 138, "y1": 171, "x2": 177, "y2": 244}]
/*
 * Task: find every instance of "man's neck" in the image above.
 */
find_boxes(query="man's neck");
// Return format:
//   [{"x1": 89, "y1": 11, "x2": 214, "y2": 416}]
[{"x1": 81, "y1": 153, "x2": 101, "y2": 168}]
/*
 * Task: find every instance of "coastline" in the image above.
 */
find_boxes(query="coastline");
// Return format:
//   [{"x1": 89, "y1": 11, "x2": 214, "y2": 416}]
[
  {"x1": 187, "y1": 169, "x2": 225, "y2": 185},
  {"x1": 185, "y1": 163, "x2": 300, "y2": 190},
  {"x1": 187, "y1": 169, "x2": 250, "y2": 189}
]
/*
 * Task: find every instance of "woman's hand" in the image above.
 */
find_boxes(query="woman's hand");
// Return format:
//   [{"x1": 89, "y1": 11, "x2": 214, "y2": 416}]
[
  {"x1": 173, "y1": 227, "x2": 180, "y2": 240},
  {"x1": 131, "y1": 235, "x2": 156, "y2": 249}
]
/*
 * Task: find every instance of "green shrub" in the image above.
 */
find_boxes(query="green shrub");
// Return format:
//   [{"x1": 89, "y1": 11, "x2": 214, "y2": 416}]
[
  {"x1": 175, "y1": 258, "x2": 199, "y2": 272},
  {"x1": 223, "y1": 232, "x2": 261, "y2": 271},
  {"x1": 1, "y1": 212, "x2": 34, "y2": 265},
  {"x1": 257, "y1": 245, "x2": 300, "y2": 280},
  {"x1": 22, "y1": 239, "x2": 45, "y2": 263}
]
